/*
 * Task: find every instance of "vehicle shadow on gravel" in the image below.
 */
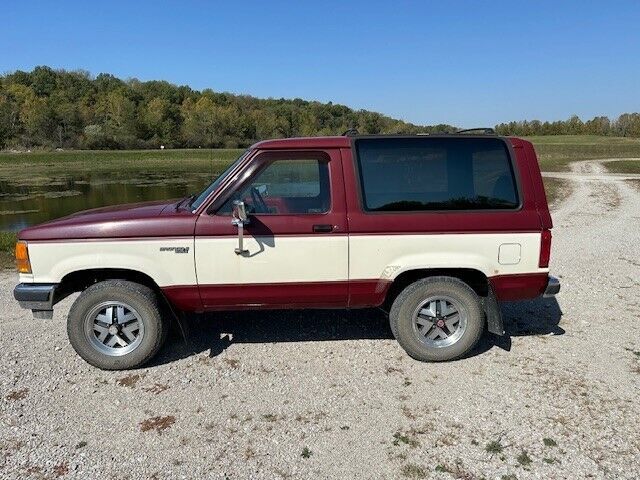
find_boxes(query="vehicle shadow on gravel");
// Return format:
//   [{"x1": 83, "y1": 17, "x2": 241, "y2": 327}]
[
  {"x1": 482, "y1": 296, "x2": 565, "y2": 353},
  {"x1": 150, "y1": 296, "x2": 564, "y2": 366}
]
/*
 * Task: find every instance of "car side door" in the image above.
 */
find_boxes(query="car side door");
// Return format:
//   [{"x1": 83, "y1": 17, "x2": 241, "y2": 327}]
[{"x1": 194, "y1": 148, "x2": 348, "y2": 309}]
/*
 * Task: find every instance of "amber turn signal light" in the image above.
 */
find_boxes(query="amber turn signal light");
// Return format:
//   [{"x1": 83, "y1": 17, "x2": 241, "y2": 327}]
[{"x1": 15, "y1": 241, "x2": 32, "y2": 274}]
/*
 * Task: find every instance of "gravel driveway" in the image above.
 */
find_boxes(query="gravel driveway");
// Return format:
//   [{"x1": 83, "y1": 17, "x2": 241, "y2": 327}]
[{"x1": 2, "y1": 160, "x2": 639, "y2": 479}]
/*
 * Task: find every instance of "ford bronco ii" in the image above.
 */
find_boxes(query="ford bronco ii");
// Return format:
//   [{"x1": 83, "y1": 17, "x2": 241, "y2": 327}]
[{"x1": 14, "y1": 133, "x2": 559, "y2": 369}]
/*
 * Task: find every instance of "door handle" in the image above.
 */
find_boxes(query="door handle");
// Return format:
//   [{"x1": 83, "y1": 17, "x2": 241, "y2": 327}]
[{"x1": 312, "y1": 224, "x2": 335, "y2": 233}]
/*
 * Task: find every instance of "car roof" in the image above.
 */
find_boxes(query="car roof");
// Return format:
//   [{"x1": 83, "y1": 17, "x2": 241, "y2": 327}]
[
  {"x1": 251, "y1": 134, "x2": 514, "y2": 150},
  {"x1": 251, "y1": 136, "x2": 351, "y2": 149}
]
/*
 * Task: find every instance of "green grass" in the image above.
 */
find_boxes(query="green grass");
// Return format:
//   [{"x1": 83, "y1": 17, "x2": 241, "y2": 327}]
[
  {"x1": 3, "y1": 139, "x2": 639, "y2": 176},
  {"x1": 0, "y1": 231, "x2": 17, "y2": 270},
  {"x1": 602, "y1": 159, "x2": 640, "y2": 174},
  {"x1": 527, "y1": 135, "x2": 640, "y2": 172},
  {"x1": 0, "y1": 148, "x2": 242, "y2": 164},
  {"x1": 0, "y1": 231, "x2": 17, "y2": 252},
  {"x1": 543, "y1": 177, "x2": 571, "y2": 207},
  {"x1": 0, "y1": 148, "x2": 243, "y2": 178}
]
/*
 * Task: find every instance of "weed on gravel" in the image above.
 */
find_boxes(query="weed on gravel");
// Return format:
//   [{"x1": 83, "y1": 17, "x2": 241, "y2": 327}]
[
  {"x1": 393, "y1": 431, "x2": 419, "y2": 448},
  {"x1": 543, "y1": 437, "x2": 558, "y2": 447},
  {"x1": 224, "y1": 358, "x2": 240, "y2": 369},
  {"x1": 140, "y1": 415, "x2": 176, "y2": 435},
  {"x1": 301, "y1": 447, "x2": 312, "y2": 459},
  {"x1": 143, "y1": 383, "x2": 170, "y2": 394},
  {"x1": 53, "y1": 462, "x2": 69, "y2": 477},
  {"x1": 5, "y1": 388, "x2": 29, "y2": 401},
  {"x1": 244, "y1": 446, "x2": 256, "y2": 460},
  {"x1": 386, "y1": 365, "x2": 404, "y2": 374},
  {"x1": 401, "y1": 463, "x2": 427, "y2": 478},
  {"x1": 262, "y1": 413, "x2": 280, "y2": 422},
  {"x1": 433, "y1": 461, "x2": 477, "y2": 479},
  {"x1": 116, "y1": 374, "x2": 142, "y2": 388},
  {"x1": 485, "y1": 439, "x2": 504, "y2": 455},
  {"x1": 517, "y1": 450, "x2": 532, "y2": 467}
]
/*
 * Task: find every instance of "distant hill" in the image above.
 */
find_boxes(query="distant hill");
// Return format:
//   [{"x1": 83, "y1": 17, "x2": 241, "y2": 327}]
[
  {"x1": 2, "y1": 66, "x2": 638, "y2": 150},
  {"x1": 0, "y1": 66, "x2": 456, "y2": 150}
]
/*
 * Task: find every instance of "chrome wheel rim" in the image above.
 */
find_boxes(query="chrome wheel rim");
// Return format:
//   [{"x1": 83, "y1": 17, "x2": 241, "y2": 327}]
[
  {"x1": 412, "y1": 296, "x2": 467, "y2": 348},
  {"x1": 84, "y1": 301, "x2": 144, "y2": 356}
]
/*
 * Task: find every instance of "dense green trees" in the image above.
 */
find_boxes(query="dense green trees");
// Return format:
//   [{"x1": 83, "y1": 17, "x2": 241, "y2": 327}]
[
  {"x1": 2, "y1": 67, "x2": 638, "y2": 149},
  {"x1": 495, "y1": 113, "x2": 640, "y2": 137},
  {"x1": 0, "y1": 66, "x2": 455, "y2": 149}
]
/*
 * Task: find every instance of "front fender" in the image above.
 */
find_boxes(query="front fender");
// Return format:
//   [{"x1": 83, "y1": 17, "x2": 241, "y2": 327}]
[{"x1": 24, "y1": 239, "x2": 196, "y2": 287}]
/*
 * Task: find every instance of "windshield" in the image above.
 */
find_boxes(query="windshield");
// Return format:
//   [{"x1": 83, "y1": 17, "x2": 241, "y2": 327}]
[{"x1": 190, "y1": 150, "x2": 249, "y2": 210}]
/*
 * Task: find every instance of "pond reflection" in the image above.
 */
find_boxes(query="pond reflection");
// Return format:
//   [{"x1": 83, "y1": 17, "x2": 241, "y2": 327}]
[{"x1": 0, "y1": 170, "x2": 215, "y2": 231}]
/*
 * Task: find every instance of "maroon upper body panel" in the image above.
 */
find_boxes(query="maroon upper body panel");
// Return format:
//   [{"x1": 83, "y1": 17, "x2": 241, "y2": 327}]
[
  {"x1": 18, "y1": 134, "x2": 551, "y2": 243},
  {"x1": 18, "y1": 199, "x2": 197, "y2": 241},
  {"x1": 341, "y1": 136, "x2": 547, "y2": 235},
  {"x1": 512, "y1": 137, "x2": 553, "y2": 229}
]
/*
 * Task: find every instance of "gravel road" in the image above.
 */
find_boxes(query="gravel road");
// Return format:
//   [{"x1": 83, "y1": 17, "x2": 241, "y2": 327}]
[{"x1": 1, "y1": 159, "x2": 639, "y2": 480}]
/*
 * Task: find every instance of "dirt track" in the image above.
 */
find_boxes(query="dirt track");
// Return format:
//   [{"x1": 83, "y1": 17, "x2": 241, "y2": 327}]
[{"x1": 1, "y1": 160, "x2": 639, "y2": 479}]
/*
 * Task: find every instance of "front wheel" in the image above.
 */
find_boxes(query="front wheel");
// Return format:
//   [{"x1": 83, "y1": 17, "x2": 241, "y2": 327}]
[
  {"x1": 67, "y1": 280, "x2": 167, "y2": 370},
  {"x1": 390, "y1": 276, "x2": 484, "y2": 362}
]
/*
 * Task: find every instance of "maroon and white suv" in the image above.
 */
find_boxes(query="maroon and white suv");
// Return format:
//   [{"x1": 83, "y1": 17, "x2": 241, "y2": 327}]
[{"x1": 14, "y1": 133, "x2": 559, "y2": 369}]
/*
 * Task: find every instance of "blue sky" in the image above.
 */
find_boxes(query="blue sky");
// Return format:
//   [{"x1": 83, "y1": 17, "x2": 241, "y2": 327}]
[{"x1": 2, "y1": 1, "x2": 639, "y2": 126}]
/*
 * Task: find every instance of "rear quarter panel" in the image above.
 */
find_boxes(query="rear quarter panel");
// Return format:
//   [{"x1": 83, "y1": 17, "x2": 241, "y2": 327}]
[{"x1": 340, "y1": 139, "x2": 548, "y2": 304}]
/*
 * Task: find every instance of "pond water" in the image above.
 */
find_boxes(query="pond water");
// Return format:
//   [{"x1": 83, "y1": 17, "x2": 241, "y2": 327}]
[{"x1": 0, "y1": 169, "x2": 216, "y2": 231}]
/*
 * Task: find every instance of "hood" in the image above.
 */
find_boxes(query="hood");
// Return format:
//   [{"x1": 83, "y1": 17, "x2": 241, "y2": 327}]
[{"x1": 19, "y1": 199, "x2": 197, "y2": 241}]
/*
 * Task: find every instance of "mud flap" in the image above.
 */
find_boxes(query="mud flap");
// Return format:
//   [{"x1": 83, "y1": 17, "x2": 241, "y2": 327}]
[{"x1": 482, "y1": 284, "x2": 504, "y2": 335}]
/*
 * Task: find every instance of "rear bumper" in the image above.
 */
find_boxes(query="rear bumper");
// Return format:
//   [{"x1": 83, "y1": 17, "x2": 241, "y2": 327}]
[
  {"x1": 14, "y1": 283, "x2": 58, "y2": 318},
  {"x1": 489, "y1": 273, "x2": 560, "y2": 301},
  {"x1": 543, "y1": 276, "x2": 561, "y2": 297}
]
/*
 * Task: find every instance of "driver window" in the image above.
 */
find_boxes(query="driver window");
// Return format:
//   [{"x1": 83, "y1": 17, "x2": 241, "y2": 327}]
[{"x1": 220, "y1": 157, "x2": 330, "y2": 215}]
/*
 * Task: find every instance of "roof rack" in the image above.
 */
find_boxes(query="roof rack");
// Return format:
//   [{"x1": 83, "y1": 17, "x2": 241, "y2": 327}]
[
  {"x1": 456, "y1": 128, "x2": 496, "y2": 135},
  {"x1": 342, "y1": 128, "x2": 359, "y2": 137}
]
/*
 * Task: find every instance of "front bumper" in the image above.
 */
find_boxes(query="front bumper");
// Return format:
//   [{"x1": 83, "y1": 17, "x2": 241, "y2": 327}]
[
  {"x1": 543, "y1": 276, "x2": 561, "y2": 297},
  {"x1": 14, "y1": 283, "x2": 58, "y2": 319}
]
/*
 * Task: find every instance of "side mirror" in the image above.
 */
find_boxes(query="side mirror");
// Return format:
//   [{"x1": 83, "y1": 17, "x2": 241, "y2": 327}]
[
  {"x1": 231, "y1": 200, "x2": 249, "y2": 255},
  {"x1": 232, "y1": 200, "x2": 249, "y2": 225}
]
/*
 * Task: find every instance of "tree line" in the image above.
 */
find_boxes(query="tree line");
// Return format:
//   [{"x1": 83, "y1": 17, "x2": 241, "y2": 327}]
[
  {"x1": 2, "y1": 67, "x2": 638, "y2": 150},
  {"x1": 494, "y1": 114, "x2": 640, "y2": 137},
  {"x1": 0, "y1": 66, "x2": 456, "y2": 150}
]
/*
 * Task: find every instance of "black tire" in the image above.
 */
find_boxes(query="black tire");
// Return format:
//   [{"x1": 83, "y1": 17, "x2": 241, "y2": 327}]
[
  {"x1": 390, "y1": 276, "x2": 484, "y2": 362},
  {"x1": 67, "y1": 280, "x2": 167, "y2": 370}
]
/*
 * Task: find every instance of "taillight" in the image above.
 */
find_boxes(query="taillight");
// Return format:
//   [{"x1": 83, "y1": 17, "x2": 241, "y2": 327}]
[
  {"x1": 15, "y1": 241, "x2": 32, "y2": 274},
  {"x1": 539, "y1": 229, "x2": 552, "y2": 268}
]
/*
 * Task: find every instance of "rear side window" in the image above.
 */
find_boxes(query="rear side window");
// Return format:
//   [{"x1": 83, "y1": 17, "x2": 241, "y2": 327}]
[{"x1": 355, "y1": 137, "x2": 519, "y2": 211}]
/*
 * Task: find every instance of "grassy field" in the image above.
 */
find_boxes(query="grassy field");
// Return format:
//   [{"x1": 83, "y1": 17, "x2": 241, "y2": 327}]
[
  {"x1": 4, "y1": 137, "x2": 639, "y2": 173},
  {"x1": 601, "y1": 160, "x2": 640, "y2": 174},
  {"x1": 542, "y1": 177, "x2": 571, "y2": 207},
  {"x1": 0, "y1": 231, "x2": 16, "y2": 270},
  {"x1": 528, "y1": 135, "x2": 640, "y2": 171},
  {"x1": 0, "y1": 148, "x2": 243, "y2": 175}
]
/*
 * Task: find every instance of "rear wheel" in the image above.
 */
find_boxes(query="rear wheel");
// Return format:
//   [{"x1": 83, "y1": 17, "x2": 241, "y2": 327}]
[
  {"x1": 67, "y1": 280, "x2": 167, "y2": 370},
  {"x1": 390, "y1": 276, "x2": 484, "y2": 362}
]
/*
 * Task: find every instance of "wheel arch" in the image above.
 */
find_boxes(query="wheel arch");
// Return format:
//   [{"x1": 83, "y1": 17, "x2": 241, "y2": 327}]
[
  {"x1": 56, "y1": 268, "x2": 167, "y2": 306},
  {"x1": 383, "y1": 267, "x2": 503, "y2": 335}
]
